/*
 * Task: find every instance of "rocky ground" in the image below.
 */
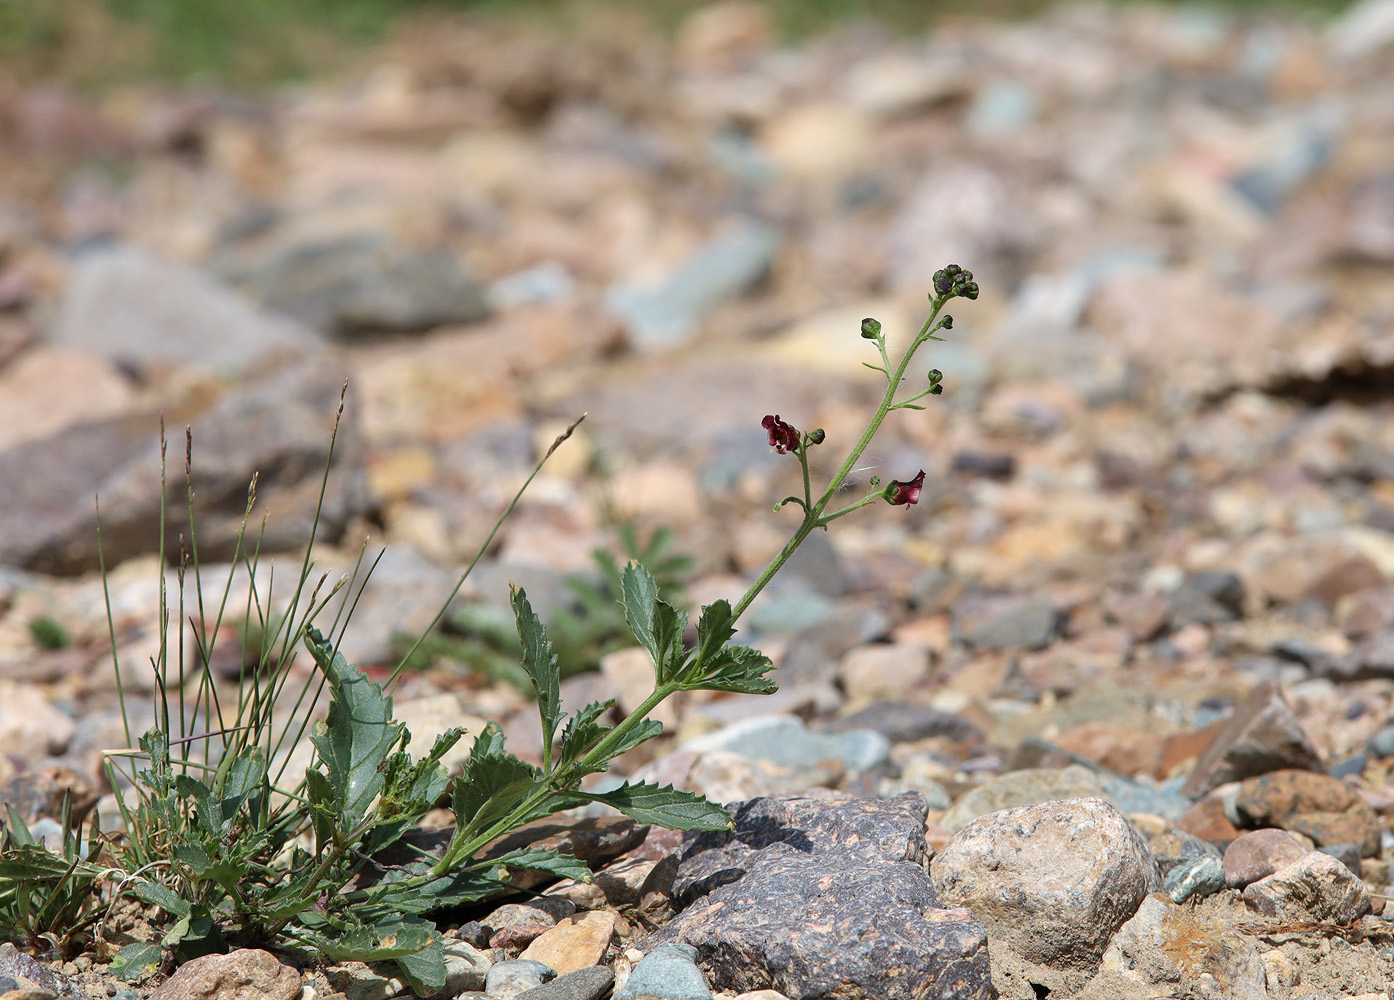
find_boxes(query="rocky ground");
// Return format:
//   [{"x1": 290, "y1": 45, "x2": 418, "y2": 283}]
[{"x1": 4, "y1": 0, "x2": 1394, "y2": 997}]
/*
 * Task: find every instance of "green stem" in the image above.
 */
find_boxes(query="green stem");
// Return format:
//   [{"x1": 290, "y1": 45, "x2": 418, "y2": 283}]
[
  {"x1": 731, "y1": 295, "x2": 947, "y2": 621},
  {"x1": 431, "y1": 680, "x2": 678, "y2": 876}
]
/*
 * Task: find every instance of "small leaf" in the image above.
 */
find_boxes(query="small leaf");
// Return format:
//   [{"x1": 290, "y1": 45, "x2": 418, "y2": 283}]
[
  {"x1": 111, "y1": 942, "x2": 163, "y2": 982},
  {"x1": 487, "y1": 846, "x2": 594, "y2": 883},
  {"x1": 693, "y1": 600, "x2": 736, "y2": 671},
  {"x1": 511, "y1": 586, "x2": 561, "y2": 763},
  {"x1": 395, "y1": 937, "x2": 447, "y2": 994},
  {"x1": 559, "y1": 699, "x2": 615, "y2": 765},
  {"x1": 681, "y1": 643, "x2": 777, "y2": 695},
  {"x1": 604, "y1": 717, "x2": 664, "y2": 759},
  {"x1": 450, "y1": 742, "x2": 541, "y2": 834},
  {"x1": 133, "y1": 880, "x2": 191, "y2": 918},
  {"x1": 574, "y1": 782, "x2": 733, "y2": 830},
  {"x1": 650, "y1": 600, "x2": 689, "y2": 685},
  {"x1": 173, "y1": 841, "x2": 214, "y2": 875},
  {"x1": 619, "y1": 562, "x2": 661, "y2": 661}
]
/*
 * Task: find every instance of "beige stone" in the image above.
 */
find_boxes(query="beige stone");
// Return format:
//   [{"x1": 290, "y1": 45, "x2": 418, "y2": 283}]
[{"x1": 519, "y1": 909, "x2": 622, "y2": 975}]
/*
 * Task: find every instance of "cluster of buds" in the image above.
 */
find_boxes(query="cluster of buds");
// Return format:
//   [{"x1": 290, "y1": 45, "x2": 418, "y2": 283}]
[
  {"x1": 763, "y1": 414, "x2": 823, "y2": 455},
  {"x1": 932, "y1": 264, "x2": 978, "y2": 301}
]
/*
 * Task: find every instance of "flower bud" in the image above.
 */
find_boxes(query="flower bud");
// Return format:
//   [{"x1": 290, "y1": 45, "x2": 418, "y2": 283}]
[
  {"x1": 860, "y1": 317, "x2": 882, "y2": 340},
  {"x1": 807, "y1": 428, "x2": 826, "y2": 446},
  {"x1": 940, "y1": 315, "x2": 953, "y2": 330},
  {"x1": 928, "y1": 368, "x2": 943, "y2": 384},
  {"x1": 933, "y1": 270, "x2": 953, "y2": 295},
  {"x1": 929, "y1": 384, "x2": 943, "y2": 395}
]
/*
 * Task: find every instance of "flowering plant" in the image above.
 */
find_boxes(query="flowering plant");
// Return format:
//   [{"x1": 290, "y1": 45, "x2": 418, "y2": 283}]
[{"x1": 0, "y1": 268, "x2": 977, "y2": 989}]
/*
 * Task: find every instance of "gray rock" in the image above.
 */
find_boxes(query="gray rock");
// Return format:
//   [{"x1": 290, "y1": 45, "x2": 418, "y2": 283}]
[
  {"x1": 616, "y1": 944, "x2": 711, "y2": 1000},
  {"x1": 939, "y1": 765, "x2": 1107, "y2": 833},
  {"x1": 518, "y1": 966, "x2": 614, "y2": 1000},
  {"x1": 648, "y1": 792, "x2": 993, "y2": 1000},
  {"x1": 1180, "y1": 681, "x2": 1325, "y2": 799},
  {"x1": 958, "y1": 595, "x2": 1058, "y2": 650},
  {"x1": 0, "y1": 945, "x2": 84, "y2": 1000},
  {"x1": 1326, "y1": 629, "x2": 1394, "y2": 682},
  {"x1": 677, "y1": 715, "x2": 890, "y2": 779},
  {"x1": 1164, "y1": 853, "x2": 1226, "y2": 903},
  {"x1": 1094, "y1": 772, "x2": 1191, "y2": 821},
  {"x1": 932, "y1": 797, "x2": 1159, "y2": 982},
  {"x1": 1242, "y1": 850, "x2": 1371, "y2": 923},
  {"x1": 485, "y1": 959, "x2": 556, "y2": 998},
  {"x1": 442, "y1": 939, "x2": 494, "y2": 995},
  {"x1": 1319, "y1": 841, "x2": 1362, "y2": 875},
  {"x1": 219, "y1": 231, "x2": 489, "y2": 335},
  {"x1": 1148, "y1": 827, "x2": 1222, "y2": 878},
  {"x1": 819, "y1": 701, "x2": 983, "y2": 744},
  {"x1": 0, "y1": 357, "x2": 364, "y2": 574},
  {"x1": 52, "y1": 244, "x2": 321, "y2": 375},
  {"x1": 607, "y1": 220, "x2": 778, "y2": 351}
]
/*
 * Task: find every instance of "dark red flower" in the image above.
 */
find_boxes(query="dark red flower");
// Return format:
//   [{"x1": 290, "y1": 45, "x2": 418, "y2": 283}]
[
  {"x1": 885, "y1": 469, "x2": 926, "y2": 506},
  {"x1": 763, "y1": 414, "x2": 800, "y2": 455}
]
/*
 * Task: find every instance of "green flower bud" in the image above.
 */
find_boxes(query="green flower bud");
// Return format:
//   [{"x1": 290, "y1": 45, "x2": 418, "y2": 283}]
[{"x1": 860, "y1": 317, "x2": 882, "y2": 340}]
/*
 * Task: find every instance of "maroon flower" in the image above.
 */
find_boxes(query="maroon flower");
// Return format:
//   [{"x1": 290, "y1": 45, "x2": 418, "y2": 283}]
[
  {"x1": 885, "y1": 470, "x2": 926, "y2": 506},
  {"x1": 763, "y1": 414, "x2": 800, "y2": 455}
]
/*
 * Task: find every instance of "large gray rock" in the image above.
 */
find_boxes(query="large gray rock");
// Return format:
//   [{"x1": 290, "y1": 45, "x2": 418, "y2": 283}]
[
  {"x1": 0, "y1": 358, "x2": 364, "y2": 574},
  {"x1": 217, "y1": 231, "x2": 489, "y2": 336},
  {"x1": 1181, "y1": 681, "x2": 1325, "y2": 799},
  {"x1": 606, "y1": 220, "x2": 778, "y2": 351},
  {"x1": 939, "y1": 765, "x2": 1107, "y2": 833},
  {"x1": 932, "y1": 797, "x2": 1159, "y2": 992},
  {"x1": 646, "y1": 792, "x2": 994, "y2": 1000},
  {"x1": 1242, "y1": 850, "x2": 1371, "y2": 923},
  {"x1": 52, "y1": 244, "x2": 322, "y2": 375}
]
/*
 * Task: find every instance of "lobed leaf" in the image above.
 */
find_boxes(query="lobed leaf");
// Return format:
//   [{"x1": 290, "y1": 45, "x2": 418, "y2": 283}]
[
  {"x1": 558, "y1": 699, "x2": 615, "y2": 765},
  {"x1": 511, "y1": 586, "x2": 561, "y2": 763},
  {"x1": 302, "y1": 914, "x2": 438, "y2": 962},
  {"x1": 304, "y1": 627, "x2": 404, "y2": 829},
  {"x1": 574, "y1": 782, "x2": 732, "y2": 831},
  {"x1": 681, "y1": 643, "x2": 777, "y2": 695}
]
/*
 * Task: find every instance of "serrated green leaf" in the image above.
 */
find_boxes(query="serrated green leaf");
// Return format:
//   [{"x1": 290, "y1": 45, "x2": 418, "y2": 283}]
[
  {"x1": 134, "y1": 880, "x2": 192, "y2": 918},
  {"x1": 304, "y1": 914, "x2": 439, "y2": 962},
  {"x1": 219, "y1": 745, "x2": 267, "y2": 817},
  {"x1": 174, "y1": 773, "x2": 222, "y2": 839},
  {"x1": 604, "y1": 717, "x2": 664, "y2": 758},
  {"x1": 173, "y1": 841, "x2": 214, "y2": 874},
  {"x1": 680, "y1": 643, "x2": 777, "y2": 695},
  {"x1": 450, "y1": 741, "x2": 541, "y2": 835},
  {"x1": 304, "y1": 627, "x2": 404, "y2": 829},
  {"x1": 575, "y1": 782, "x2": 733, "y2": 830},
  {"x1": 693, "y1": 600, "x2": 736, "y2": 671},
  {"x1": 651, "y1": 600, "x2": 689, "y2": 685},
  {"x1": 111, "y1": 942, "x2": 163, "y2": 982},
  {"x1": 395, "y1": 937, "x2": 447, "y2": 993},
  {"x1": 620, "y1": 562, "x2": 661, "y2": 660},
  {"x1": 559, "y1": 699, "x2": 615, "y2": 765},
  {"x1": 511, "y1": 586, "x2": 561, "y2": 764},
  {"x1": 487, "y1": 845, "x2": 595, "y2": 883}
]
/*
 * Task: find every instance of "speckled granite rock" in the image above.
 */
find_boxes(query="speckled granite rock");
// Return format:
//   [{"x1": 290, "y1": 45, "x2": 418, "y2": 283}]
[{"x1": 646, "y1": 792, "x2": 993, "y2": 1000}]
